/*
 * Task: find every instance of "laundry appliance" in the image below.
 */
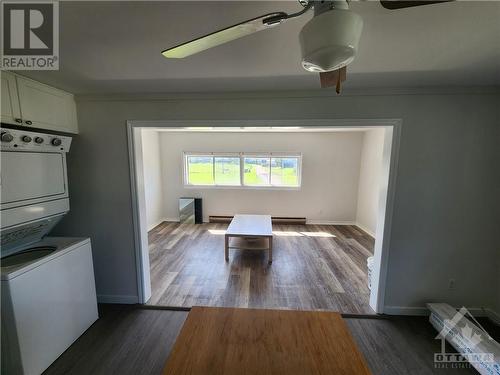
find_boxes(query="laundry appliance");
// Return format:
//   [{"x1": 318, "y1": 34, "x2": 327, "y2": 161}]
[{"x1": 1, "y1": 128, "x2": 98, "y2": 375}]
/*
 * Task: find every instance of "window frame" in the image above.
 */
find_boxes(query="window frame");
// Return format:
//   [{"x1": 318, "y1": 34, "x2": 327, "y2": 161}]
[{"x1": 183, "y1": 152, "x2": 302, "y2": 190}]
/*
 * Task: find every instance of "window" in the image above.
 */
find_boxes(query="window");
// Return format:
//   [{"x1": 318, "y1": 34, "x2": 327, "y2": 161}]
[
  {"x1": 186, "y1": 155, "x2": 214, "y2": 185},
  {"x1": 215, "y1": 157, "x2": 240, "y2": 185},
  {"x1": 271, "y1": 157, "x2": 299, "y2": 186},
  {"x1": 184, "y1": 152, "x2": 301, "y2": 188},
  {"x1": 244, "y1": 157, "x2": 270, "y2": 186}
]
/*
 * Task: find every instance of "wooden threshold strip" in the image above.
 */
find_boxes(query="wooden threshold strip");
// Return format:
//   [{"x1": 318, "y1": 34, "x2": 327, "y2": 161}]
[{"x1": 139, "y1": 305, "x2": 389, "y2": 320}]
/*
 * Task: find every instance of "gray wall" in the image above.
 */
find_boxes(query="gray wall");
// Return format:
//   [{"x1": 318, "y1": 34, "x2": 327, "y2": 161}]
[{"x1": 55, "y1": 90, "x2": 500, "y2": 314}]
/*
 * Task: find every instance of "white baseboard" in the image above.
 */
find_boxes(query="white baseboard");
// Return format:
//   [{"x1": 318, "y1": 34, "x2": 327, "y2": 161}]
[
  {"x1": 306, "y1": 220, "x2": 356, "y2": 225},
  {"x1": 384, "y1": 306, "x2": 430, "y2": 316},
  {"x1": 354, "y1": 222, "x2": 376, "y2": 237},
  {"x1": 152, "y1": 217, "x2": 211, "y2": 225},
  {"x1": 148, "y1": 217, "x2": 167, "y2": 231},
  {"x1": 160, "y1": 217, "x2": 360, "y2": 226},
  {"x1": 384, "y1": 305, "x2": 500, "y2": 325},
  {"x1": 97, "y1": 294, "x2": 138, "y2": 304},
  {"x1": 163, "y1": 217, "x2": 180, "y2": 223},
  {"x1": 148, "y1": 217, "x2": 179, "y2": 231}
]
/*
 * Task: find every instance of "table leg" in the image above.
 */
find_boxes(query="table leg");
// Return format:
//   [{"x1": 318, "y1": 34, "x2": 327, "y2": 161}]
[
  {"x1": 268, "y1": 236, "x2": 273, "y2": 264},
  {"x1": 225, "y1": 235, "x2": 229, "y2": 262}
]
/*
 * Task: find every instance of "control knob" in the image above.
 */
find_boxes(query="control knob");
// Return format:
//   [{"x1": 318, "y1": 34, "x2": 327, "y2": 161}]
[
  {"x1": 51, "y1": 138, "x2": 62, "y2": 146},
  {"x1": 22, "y1": 135, "x2": 32, "y2": 143},
  {"x1": 34, "y1": 137, "x2": 44, "y2": 144},
  {"x1": 1, "y1": 132, "x2": 14, "y2": 142}
]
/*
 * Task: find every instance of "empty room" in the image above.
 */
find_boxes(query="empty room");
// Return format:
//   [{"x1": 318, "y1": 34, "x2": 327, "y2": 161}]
[
  {"x1": 137, "y1": 126, "x2": 389, "y2": 313},
  {"x1": 1, "y1": 1, "x2": 499, "y2": 375}
]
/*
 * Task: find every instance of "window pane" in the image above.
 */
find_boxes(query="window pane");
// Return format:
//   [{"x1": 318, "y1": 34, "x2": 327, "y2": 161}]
[
  {"x1": 244, "y1": 157, "x2": 270, "y2": 186},
  {"x1": 215, "y1": 157, "x2": 240, "y2": 185},
  {"x1": 271, "y1": 157, "x2": 299, "y2": 186},
  {"x1": 187, "y1": 156, "x2": 214, "y2": 185}
]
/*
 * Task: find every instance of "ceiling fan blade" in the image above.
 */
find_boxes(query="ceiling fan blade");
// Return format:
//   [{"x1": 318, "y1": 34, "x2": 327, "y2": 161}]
[
  {"x1": 380, "y1": 0, "x2": 453, "y2": 10},
  {"x1": 162, "y1": 12, "x2": 287, "y2": 58},
  {"x1": 319, "y1": 67, "x2": 347, "y2": 94}
]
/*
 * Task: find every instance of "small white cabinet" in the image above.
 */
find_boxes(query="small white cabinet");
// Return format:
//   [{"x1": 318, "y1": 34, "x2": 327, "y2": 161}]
[
  {"x1": 1, "y1": 71, "x2": 22, "y2": 125},
  {"x1": 0, "y1": 72, "x2": 78, "y2": 134}
]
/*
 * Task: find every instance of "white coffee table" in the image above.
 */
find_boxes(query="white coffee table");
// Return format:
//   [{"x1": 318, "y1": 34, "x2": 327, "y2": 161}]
[{"x1": 225, "y1": 214, "x2": 273, "y2": 264}]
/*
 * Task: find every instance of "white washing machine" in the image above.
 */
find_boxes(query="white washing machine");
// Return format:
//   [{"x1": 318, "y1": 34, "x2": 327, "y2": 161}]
[
  {"x1": 1, "y1": 237, "x2": 98, "y2": 375},
  {"x1": 1, "y1": 129, "x2": 98, "y2": 375}
]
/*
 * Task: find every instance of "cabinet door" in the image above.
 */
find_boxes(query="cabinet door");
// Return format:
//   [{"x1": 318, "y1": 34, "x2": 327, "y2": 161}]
[
  {"x1": 16, "y1": 76, "x2": 78, "y2": 134},
  {"x1": 1, "y1": 71, "x2": 22, "y2": 125}
]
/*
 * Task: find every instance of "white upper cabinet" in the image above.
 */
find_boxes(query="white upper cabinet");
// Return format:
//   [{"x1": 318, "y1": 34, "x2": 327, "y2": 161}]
[
  {"x1": 16, "y1": 76, "x2": 78, "y2": 134},
  {"x1": 1, "y1": 71, "x2": 22, "y2": 125},
  {"x1": 0, "y1": 72, "x2": 78, "y2": 134}
]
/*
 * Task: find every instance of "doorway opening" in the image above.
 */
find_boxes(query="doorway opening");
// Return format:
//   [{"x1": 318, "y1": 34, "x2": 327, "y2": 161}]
[{"x1": 128, "y1": 120, "x2": 400, "y2": 314}]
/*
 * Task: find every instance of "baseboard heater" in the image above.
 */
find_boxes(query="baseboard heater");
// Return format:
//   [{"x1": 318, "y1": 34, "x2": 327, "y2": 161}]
[
  {"x1": 427, "y1": 303, "x2": 500, "y2": 375},
  {"x1": 209, "y1": 215, "x2": 306, "y2": 225}
]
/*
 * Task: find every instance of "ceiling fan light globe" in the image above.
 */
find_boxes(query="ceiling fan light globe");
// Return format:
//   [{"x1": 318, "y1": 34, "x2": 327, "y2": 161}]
[
  {"x1": 301, "y1": 47, "x2": 356, "y2": 72},
  {"x1": 299, "y1": 9, "x2": 363, "y2": 73}
]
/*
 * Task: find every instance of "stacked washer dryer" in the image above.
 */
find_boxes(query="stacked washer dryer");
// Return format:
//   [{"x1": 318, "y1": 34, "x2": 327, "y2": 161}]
[{"x1": 1, "y1": 128, "x2": 98, "y2": 375}]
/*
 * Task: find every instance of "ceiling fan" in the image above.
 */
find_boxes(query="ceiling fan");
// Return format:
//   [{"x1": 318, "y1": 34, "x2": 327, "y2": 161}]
[{"x1": 162, "y1": 0, "x2": 452, "y2": 93}]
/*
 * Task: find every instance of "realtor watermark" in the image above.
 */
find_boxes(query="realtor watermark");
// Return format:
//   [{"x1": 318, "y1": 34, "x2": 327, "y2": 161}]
[
  {"x1": 1, "y1": 1, "x2": 59, "y2": 70},
  {"x1": 433, "y1": 306, "x2": 495, "y2": 370}
]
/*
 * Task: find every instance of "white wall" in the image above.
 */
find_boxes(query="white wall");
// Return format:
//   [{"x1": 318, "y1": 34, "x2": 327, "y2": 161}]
[
  {"x1": 141, "y1": 130, "x2": 164, "y2": 230},
  {"x1": 158, "y1": 131, "x2": 364, "y2": 223},
  {"x1": 55, "y1": 90, "x2": 499, "y2": 317},
  {"x1": 356, "y1": 128, "x2": 386, "y2": 236}
]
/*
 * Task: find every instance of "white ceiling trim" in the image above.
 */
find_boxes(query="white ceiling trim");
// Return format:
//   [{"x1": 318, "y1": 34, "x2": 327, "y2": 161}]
[
  {"x1": 127, "y1": 118, "x2": 402, "y2": 130},
  {"x1": 75, "y1": 86, "x2": 500, "y2": 102}
]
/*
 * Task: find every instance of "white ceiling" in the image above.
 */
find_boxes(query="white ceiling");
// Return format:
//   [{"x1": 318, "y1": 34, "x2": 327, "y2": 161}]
[{"x1": 20, "y1": 1, "x2": 500, "y2": 94}]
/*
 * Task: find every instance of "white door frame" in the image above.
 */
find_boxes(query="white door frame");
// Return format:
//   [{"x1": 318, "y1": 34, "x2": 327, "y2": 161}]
[{"x1": 127, "y1": 119, "x2": 402, "y2": 313}]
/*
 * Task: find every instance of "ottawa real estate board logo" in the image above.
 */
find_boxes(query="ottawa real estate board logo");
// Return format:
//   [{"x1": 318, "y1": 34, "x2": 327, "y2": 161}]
[{"x1": 1, "y1": 1, "x2": 59, "y2": 70}]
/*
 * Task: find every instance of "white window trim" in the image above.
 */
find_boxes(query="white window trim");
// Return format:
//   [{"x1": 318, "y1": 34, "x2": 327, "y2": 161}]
[{"x1": 183, "y1": 152, "x2": 302, "y2": 190}]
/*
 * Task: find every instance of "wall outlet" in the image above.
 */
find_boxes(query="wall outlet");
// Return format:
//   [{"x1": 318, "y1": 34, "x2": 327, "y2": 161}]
[{"x1": 448, "y1": 278, "x2": 456, "y2": 290}]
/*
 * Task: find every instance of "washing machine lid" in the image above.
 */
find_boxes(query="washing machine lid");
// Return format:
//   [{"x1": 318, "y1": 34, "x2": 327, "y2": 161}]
[
  {"x1": 0, "y1": 214, "x2": 64, "y2": 258},
  {"x1": 1, "y1": 237, "x2": 90, "y2": 280}
]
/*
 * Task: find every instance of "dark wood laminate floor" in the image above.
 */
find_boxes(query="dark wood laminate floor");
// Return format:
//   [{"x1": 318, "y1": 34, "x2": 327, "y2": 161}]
[
  {"x1": 44, "y1": 305, "x2": 488, "y2": 375},
  {"x1": 43, "y1": 305, "x2": 187, "y2": 375},
  {"x1": 147, "y1": 222, "x2": 375, "y2": 314}
]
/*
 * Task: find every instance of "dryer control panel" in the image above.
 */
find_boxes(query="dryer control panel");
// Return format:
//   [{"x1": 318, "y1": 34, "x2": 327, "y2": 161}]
[{"x1": 0, "y1": 128, "x2": 72, "y2": 153}]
